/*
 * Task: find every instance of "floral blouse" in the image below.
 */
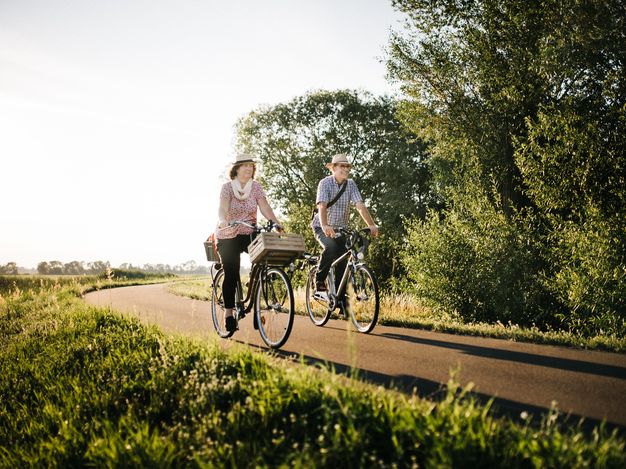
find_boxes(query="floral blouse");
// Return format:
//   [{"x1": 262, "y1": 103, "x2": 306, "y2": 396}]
[{"x1": 216, "y1": 180, "x2": 267, "y2": 239}]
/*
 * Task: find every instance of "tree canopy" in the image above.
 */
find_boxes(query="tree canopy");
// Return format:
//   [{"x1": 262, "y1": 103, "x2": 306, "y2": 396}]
[
  {"x1": 235, "y1": 89, "x2": 435, "y2": 281},
  {"x1": 387, "y1": 0, "x2": 625, "y2": 329}
]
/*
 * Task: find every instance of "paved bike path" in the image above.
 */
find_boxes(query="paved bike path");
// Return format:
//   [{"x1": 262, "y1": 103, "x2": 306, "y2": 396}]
[{"x1": 83, "y1": 283, "x2": 626, "y2": 430}]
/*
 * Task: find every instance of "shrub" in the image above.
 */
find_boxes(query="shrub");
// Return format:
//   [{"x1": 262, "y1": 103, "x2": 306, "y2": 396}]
[{"x1": 400, "y1": 195, "x2": 555, "y2": 326}]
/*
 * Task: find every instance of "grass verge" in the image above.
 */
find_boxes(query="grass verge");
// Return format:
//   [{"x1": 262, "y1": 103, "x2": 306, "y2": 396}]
[{"x1": 1, "y1": 275, "x2": 624, "y2": 466}]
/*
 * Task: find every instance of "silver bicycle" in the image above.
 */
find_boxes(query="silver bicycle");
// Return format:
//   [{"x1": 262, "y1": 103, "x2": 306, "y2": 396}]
[{"x1": 303, "y1": 227, "x2": 379, "y2": 333}]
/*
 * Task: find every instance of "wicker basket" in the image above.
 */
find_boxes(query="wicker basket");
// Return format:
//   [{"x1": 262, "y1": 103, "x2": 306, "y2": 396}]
[
  {"x1": 248, "y1": 232, "x2": 305, "y2": 265},
  {"x1": 203, "y1": 235, "x2": 220, "y2": 263}
]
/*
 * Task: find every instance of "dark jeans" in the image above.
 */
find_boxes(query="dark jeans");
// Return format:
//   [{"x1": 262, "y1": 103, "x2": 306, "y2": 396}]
[
  {"x1": 314, "y1": 227, "x2": 348, "y2": 300},
  {"x1": 217, "y1": 234, "x2": 253, "y2": 309}
]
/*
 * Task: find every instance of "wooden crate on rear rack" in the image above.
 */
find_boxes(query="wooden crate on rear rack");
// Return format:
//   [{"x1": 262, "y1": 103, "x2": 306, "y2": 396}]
[{"x1": 248, "y1": 232, "x2": 305, "y2": 265}]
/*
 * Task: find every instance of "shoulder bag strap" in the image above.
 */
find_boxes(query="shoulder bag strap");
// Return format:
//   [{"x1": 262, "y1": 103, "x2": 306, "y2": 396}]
[{"x1": 312, "y1": 181, "x2": 348, "y2": 220}]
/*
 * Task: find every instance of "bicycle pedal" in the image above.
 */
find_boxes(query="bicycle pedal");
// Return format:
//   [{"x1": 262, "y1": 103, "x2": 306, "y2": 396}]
[{"x1": 313, "y1": 292, "x2": 329, "y2": 301}]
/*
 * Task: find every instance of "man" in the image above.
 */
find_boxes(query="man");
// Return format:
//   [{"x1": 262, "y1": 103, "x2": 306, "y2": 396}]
[{"x1": 311, "y1": 153, "x2": 379, "y2": 304}]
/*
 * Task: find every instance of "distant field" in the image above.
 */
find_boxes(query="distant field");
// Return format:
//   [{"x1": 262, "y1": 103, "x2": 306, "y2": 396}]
[{"x1": 2, "y1": 275, "x2": 624, "y2": 466}]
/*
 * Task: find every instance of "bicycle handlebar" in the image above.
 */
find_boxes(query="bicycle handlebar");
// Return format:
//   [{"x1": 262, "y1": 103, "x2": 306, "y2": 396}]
[
  {"x1": 222, "y1": 219, "x2": 283, "y2": 233},
  {"x1": 335, "y1": 227, "x2": 372, "y2": 252}
]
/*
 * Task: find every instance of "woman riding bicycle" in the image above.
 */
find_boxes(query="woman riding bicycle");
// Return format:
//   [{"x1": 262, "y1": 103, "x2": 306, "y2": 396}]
[
  {"x1": 216, "y1": 153, "x2": 282, "y2": 332},
  {"x1": 311, "y1": 153, "x2": 379, "y2": 304}
]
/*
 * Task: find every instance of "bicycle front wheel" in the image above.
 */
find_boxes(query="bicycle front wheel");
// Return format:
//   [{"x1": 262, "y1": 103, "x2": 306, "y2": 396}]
[
  {"x1": 346, "y1": 264, "x2": 379, "y2": 333},
  {"x1": 211, "y1": 269, "x2": 235, "y2": 338},
  {"x1": 305, "y1": 266, "x2": 332, "y2": 326},
  {"x1": 255, "y1": 267, "x2": 294, "y2": 349}
]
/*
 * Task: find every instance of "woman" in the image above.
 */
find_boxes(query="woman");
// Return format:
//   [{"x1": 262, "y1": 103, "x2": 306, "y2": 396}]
[{"x1": 216, "y1": 153, "x2": 282, "y2": 332}]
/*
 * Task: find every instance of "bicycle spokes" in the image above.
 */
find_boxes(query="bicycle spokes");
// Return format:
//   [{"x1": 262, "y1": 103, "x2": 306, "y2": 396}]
[
  {"x1": 256, "y1": 268, "x2": 294, "y2": 348},
  {"x1": 305, "y1": 267, "x2": 332, "y2": 326},
  {"x1": 262, "y1": 273, "x2": 287, "y2": 311},
  {"x1": 347, "y1": 265, "x2": 379, "y2": 333},
  {"x1": 211, "y1": 269, "x2": 236, "y2": 338}
]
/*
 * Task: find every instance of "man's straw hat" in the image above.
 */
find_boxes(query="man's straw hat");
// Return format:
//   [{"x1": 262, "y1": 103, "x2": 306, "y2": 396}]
[{"x1": 325, "y1": 153, "x2": 351, "y2": 169}]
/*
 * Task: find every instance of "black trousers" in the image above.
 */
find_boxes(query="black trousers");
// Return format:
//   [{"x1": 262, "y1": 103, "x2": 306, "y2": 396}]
[
  {"x1": 314, "y1": 227, "x2": 348, "y2": 300},
  {"x1": 216, "y1": 234, "x2": 253, "y2": 309}
]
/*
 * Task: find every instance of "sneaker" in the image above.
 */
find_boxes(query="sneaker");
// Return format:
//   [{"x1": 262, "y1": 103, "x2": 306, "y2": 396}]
[
  {"x1": 313, "y1": 281, "x2": 328, "y2": 301},
  {"x1": 225, "y1": 315, "x2": 237, "y2": 332}
]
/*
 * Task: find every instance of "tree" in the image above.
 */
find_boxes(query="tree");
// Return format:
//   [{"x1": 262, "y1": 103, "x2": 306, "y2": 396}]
[
  {"x1": 87, "y1": 261, "x2": 110, "y2": 275},
  {"x1": 387, "y1": 0, "x2": 625, "y2": 330},
  {"x1": 63, "y1": 261, "x2": 85, "y2": 275},
  {"x1": 37, "y1": 261, "x2": 50, "y2": 275},
  {"x1": 47, "y1": 261, "x2": 64, "y2": 275},
  {"x1": 235, "y1": 89, "x2": 435, "y2": 282},
  {"x1": 0, "y1": 262, "x2": 18, "y2": 275}
]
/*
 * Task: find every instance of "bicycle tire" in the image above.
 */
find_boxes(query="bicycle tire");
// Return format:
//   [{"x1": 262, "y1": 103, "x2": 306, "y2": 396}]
[
  {"x1": 347, "y1": 264, "x2": 379, "y2": 333},
  {"x1": 211, "y1": 269, "x2": 236, "y2": 338},
  {"x1": 305, "y1": 266, "x2": 332, "y2": 326},
  {"x1": 255, "y1": 267, "x2": 294, "y2": 349}
]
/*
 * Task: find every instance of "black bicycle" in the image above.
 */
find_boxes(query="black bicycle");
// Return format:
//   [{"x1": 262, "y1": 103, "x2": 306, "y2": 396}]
[
  {"x1": 303, "y1": 227, "x2": 379, "y2": 333},
  {"x1": 210, "y1": 220, "x2": 295, "y2": 349}
]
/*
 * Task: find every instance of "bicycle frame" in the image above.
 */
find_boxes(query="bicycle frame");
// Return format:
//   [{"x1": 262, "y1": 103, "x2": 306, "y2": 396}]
[
  {"x1": 326, "y1": 249, "x2": 354, "y2": 304},
  {"x1": 324, "y1": 229, "x2": 369, "y2": 309},
  {"x1": 212, "y1": 219, "x2": 295, "y2": 319},
  {"x1": 212, "y1": 257, "x2": 275, "y2": 319},
  {"x1": 234, "y1": 263, "x2": 272, "y2": 317},
  {"x1": 305, "y1": 226, "x2": 378, "y2": 332}
]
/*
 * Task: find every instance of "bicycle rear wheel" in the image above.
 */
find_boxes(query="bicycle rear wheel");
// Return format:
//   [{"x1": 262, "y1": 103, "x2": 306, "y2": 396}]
[
  {"x1": 305, "y1": 266, "x2": 332, "y2": 326},
  {"x1": 211, "y1": 269, "x2": 235, "y2": 338},
  {"x1": 346, "y1": 264, "x2": 379, "y2": 333},
  {"x1": 255, "y1": 267, "x2": 294, "y2": 349}
]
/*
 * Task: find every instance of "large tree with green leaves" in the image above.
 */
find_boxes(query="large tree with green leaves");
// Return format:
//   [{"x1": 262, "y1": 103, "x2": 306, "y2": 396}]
[
  {"x1": 388, "y1": 0, "x2": 625, "y2": 331},
  {"x1": 235, "y1": 89, "x2": 435, "y2": 282}
]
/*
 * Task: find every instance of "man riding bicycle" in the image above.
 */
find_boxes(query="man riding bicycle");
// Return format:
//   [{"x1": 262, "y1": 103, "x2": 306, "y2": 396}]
[{"x1": 311, "y1": 153, "x2": 379, "y2": 305}]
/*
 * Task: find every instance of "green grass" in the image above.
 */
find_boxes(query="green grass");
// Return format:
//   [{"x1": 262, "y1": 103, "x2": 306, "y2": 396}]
[
  {"x1": 167, "y1": 275, "x2": 212, "y2": 301},
  {"x1": 1, "y1": 275, "x2": 624, "y2": 467},
  {"x1": 168, "y1": 278, "x2": 626, "y2": 353}
]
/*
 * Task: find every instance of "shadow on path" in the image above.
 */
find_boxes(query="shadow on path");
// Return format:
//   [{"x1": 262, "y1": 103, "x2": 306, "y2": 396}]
[
  {"x1": 238, "y1": 340, "x2": 625, "y2": 436},
  {"x1": 375, "y1": 332, "x2": 626, "y2": 380}
]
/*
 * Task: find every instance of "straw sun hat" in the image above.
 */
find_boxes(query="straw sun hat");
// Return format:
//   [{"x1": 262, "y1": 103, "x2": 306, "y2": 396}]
[
  {"x1": 325, "y1": 153, "x2": 352, "y2": 169},
  {"x1": 231, "y1": 153, "x2": 258, "y2": 166}
]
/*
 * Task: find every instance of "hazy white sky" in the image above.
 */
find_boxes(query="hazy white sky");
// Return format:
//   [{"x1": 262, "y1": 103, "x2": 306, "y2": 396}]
[{"x1": 1, "y1": 0, "x2": 403, "y2": 269}]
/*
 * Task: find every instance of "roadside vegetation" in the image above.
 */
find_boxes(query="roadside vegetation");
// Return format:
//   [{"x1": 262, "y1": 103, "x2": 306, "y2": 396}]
[
  {"x1": 168, "y1": 277, "x2": 626, "y2": 353},
  {"x1": 2, "y1": 275, "x2": 624, "y2": 467},
  {"x1": 234, "y1": 1, "x2": 625, "y2": 352}
]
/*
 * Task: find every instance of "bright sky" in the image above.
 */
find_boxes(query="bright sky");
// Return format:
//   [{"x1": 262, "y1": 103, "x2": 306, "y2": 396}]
[{"x1": 1, "y1": 0, "x2": 403, "y2": 269}]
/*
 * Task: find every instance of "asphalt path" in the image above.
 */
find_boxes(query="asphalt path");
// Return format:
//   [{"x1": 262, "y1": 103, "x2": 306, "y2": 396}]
[{"x1": 84, "y1": 283, "x2": 626, "y2": 431}]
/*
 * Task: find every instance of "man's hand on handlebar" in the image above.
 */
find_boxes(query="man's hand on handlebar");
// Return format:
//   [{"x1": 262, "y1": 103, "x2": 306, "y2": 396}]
[
  {"x1": 368, "y1": 225, "x2": 379, "y2": 237},
  {"x1": 322, "y1": 224, "x2": 336, "y2": 238}
]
